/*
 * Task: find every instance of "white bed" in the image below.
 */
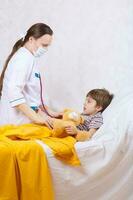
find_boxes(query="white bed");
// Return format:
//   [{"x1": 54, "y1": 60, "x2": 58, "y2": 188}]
[{"x1": 37, "y1": 93, "x2": 133, "y2": 200}]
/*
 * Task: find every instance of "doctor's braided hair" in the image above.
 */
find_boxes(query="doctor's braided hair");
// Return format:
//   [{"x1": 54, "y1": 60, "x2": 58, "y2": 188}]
[{"x1": 0, "y1": 23, "x2": 53, "y2": 98}]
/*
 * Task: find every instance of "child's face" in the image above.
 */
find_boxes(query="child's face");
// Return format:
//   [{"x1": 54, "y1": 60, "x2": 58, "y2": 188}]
[{"x1": 83, "y1": 95, "x2": 102, "y2": 115}]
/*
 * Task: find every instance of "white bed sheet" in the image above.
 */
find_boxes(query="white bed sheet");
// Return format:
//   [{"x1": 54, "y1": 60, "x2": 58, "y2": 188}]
[{"x1": 36, "y1": 93, "x2": 133, "y2": 200}]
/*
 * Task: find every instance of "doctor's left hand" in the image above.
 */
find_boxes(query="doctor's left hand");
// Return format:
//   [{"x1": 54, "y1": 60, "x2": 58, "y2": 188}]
[
  {"x1": 45, "y1": 116, "x2": 54, "y2": 129},
  {"x1": 16, "y1": 103, "x2": 53, "y2": 129},
  {"x1": 35, "y1": 115, "x2": 53, "y2": 129},
  {"x1": 37, "y1": 109, "x2": 54, "y2": 129}
]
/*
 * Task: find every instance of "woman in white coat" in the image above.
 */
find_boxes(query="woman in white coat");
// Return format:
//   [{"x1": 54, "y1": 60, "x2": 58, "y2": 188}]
[{"x1": 0, "y1": 23, "x2": 60, "y2": 126}]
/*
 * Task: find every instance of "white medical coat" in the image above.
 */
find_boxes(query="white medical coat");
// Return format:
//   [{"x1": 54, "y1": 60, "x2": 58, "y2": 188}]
[{"x1": 0, "y1": 47, "x2": 41, "y2": 125}]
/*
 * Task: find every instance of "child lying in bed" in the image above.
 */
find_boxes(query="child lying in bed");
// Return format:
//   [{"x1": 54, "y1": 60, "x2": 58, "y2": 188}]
[
  {"x1": 65, "y1": 88, "x2": 114, "y2": 141},
  {"x1": 38, "y1": 88, "x2": 113, "y2": 141}
]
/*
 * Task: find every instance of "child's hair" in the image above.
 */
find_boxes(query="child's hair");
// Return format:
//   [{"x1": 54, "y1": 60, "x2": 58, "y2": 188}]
[
  {"x1": 87, "y1": 88, "x2": 114, "y2": 112},
  {"x1": 0, "y1": 23, "x2": 53, "y2": 98}
]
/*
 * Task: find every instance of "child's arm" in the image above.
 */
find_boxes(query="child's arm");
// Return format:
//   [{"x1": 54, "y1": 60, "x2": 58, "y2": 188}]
[
  {"x1": 65, "y1": 126, "x2": 97, "y2": 141},
  {"x1": 75, "y1": 128, "x2": 97, "y2": 141}
]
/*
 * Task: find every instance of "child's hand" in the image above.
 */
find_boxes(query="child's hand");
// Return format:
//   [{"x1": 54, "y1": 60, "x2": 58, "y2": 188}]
[{"x1": 65, "y1": 126, "x2": 78, "y2": 135}]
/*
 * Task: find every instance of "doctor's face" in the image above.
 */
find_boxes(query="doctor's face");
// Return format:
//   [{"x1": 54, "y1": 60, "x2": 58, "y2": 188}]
[{"x1": 30, "y1": 34, "x2": 53, "y2": 52}]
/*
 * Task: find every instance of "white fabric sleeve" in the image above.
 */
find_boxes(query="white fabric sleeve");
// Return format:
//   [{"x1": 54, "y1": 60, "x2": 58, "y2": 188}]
[{"x1": 7, "y1": 55, "x2": 33, "y2": 107}]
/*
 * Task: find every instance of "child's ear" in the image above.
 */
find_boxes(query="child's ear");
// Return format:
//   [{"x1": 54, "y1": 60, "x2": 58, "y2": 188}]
[{"x1": 96, "y1": 105, "x2": 102, "y2": 112}]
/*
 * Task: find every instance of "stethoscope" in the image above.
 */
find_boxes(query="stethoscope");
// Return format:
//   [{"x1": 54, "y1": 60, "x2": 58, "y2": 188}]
[
  {"x1": 32, "y1": 73, "x2": 62, "y2": 119},
  {"x1": 38, "y1": 73, "x2": 62, "y2": 119},
  {"x1": 39, "y1": 73, "x2": 53, "y2": 117}
]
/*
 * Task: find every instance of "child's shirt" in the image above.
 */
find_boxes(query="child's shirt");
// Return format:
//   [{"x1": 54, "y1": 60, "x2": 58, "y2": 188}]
[{"x1": 77, "y1": 112, "x2": 103, "y2": 131}]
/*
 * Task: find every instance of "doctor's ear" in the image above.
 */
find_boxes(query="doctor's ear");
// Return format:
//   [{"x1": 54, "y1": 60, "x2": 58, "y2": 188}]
[{"x1": 29, "y1": 36, "x2": 36, "y2": 42}]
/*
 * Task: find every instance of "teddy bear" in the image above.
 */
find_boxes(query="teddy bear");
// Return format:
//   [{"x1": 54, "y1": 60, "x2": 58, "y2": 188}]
[{"x1": 52, "y1": 109, "x2": 84, "y2": 138}]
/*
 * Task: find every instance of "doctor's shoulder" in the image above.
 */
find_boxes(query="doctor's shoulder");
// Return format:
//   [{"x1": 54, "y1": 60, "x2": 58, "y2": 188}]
[
  {"x1": 13, "y1": 47, "x2": 34, "y2": 62},
  {"x1": 8, "y1": 47, "x2": 35, "y2": 69}
]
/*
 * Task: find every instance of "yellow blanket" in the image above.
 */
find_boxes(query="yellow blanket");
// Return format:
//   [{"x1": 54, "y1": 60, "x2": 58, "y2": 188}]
[{"x1": 0, "y1": 124, "x2": 80, "y2": 200}]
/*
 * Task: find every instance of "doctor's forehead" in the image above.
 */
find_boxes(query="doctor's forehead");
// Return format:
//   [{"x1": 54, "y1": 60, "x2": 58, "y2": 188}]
[{"x1": 37, "y1": 34, "x2": 53, "y2": 46}]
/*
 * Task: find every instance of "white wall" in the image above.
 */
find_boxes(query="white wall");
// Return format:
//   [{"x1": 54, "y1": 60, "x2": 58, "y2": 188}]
[{"x1": 0, "y1": 0, "x2": 132, "y2": 111}]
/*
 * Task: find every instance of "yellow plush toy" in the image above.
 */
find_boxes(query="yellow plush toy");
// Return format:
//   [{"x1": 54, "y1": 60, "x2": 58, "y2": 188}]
[{"x1": 52, "y1": 109, "x2": 84, "y2": 138}]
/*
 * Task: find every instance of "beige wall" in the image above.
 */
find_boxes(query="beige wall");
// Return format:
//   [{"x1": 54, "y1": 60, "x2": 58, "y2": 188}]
[{"x1": 0, "y1": 0, "x2": 132, "y2": 111}]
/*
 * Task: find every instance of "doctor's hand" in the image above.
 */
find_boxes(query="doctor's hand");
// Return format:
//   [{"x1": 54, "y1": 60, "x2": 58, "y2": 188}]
[
  {"x1": 51, "y1": 112, "x2": 63, "y2": 119},
  {"x1": 44, "y1": 116, "x2": 54, "y2": 129},
  {"x1": 34, "y1": 115, "x2": 53, "y2": 129},
  {"x1": 16, "y1": 103, "x2": 53, "y2": 129},
  {"x1": 36, "y1": 110, "x2": 54, "y2": 129}
]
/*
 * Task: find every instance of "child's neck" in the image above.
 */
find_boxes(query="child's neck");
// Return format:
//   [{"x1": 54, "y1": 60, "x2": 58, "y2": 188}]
[{"x1": 83, "y1": 111, "x2": 99, "y2": 116}]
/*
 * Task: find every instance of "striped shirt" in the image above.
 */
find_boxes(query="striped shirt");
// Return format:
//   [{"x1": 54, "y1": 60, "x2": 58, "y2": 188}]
[{"x1": 77, "y1": 112, "x2": 103, "y2": 131}]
